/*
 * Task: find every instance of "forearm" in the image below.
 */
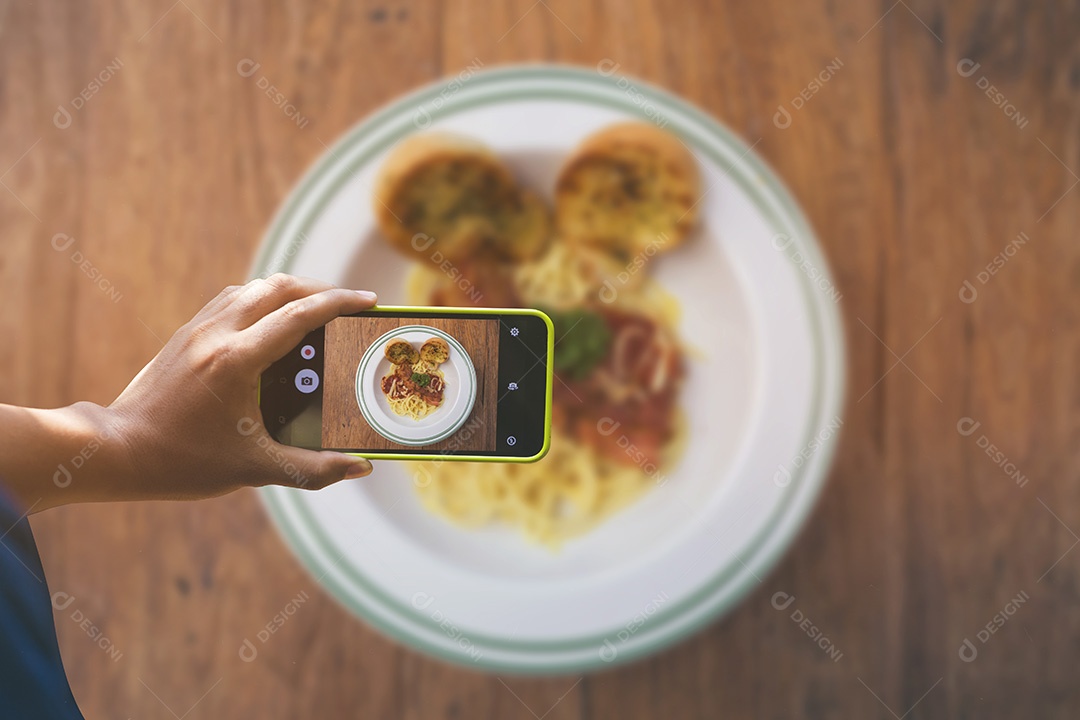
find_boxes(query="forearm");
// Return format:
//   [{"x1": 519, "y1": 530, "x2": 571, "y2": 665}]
[{"x1": 0, "y1": 402, "x2": 132, "y2": 512}]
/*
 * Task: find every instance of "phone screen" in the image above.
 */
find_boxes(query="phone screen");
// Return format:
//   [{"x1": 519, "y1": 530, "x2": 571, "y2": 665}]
[{"x1": 259, "y1": 308, "x2": 551, "y2": 460}]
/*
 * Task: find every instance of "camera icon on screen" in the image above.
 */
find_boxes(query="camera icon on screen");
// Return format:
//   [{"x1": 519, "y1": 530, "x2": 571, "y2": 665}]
[{"x1": 294, "y1": 369, "x2": 319, "y2": 394}]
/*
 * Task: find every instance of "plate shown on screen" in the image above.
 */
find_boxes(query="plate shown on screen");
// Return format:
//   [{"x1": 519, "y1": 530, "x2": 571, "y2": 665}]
[
  {"x1": 249, "y1": 65, "x2": 845, "y2": 673},
  {"x1": 355, "y1": 325, "x2": 477, "y2": 446}
]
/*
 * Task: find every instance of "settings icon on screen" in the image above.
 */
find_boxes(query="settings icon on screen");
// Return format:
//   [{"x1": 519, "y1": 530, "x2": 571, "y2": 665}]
[{"x1": 509, "y1": 327, "x2": 520, "y2": 337}]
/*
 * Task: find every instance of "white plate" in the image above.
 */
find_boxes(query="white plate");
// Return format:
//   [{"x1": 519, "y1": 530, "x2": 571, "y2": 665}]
[
  {"x1": 250, "y1": 65, "x2": 845, "y2": 673},
  {"x1": 355, "y1": 325, "x2": 477, "y2": 446}
]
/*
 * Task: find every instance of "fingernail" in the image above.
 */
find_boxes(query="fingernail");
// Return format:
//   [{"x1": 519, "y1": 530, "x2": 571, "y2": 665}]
[
  {"x1": 355, "y1": 290, "x2": 377, "y2": 302},
  {"x1": 344, "y1": 459, "x2": 372, "y2": 479}
]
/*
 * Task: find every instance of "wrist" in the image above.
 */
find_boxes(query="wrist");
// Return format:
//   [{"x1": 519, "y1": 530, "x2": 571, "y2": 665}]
[{"x1": 46, "y1": 402, "x2": 137, "y2": 507}]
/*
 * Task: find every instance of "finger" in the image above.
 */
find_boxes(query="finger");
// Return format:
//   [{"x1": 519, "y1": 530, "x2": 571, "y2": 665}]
[
  {"x1": 224, "y1": 274, "x2": 341, "y2": 330},
  {"x1": 191, "y1": 284, "x2": 244, "y2": 324},
  {"x1": 257, "y1": 444, "x2": 373, "y2": 490},
  {"x1": 239, "y1": 287, "x2": 378, "y2": 369}
]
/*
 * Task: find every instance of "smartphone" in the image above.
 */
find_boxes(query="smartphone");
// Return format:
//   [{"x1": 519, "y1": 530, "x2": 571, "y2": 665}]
[{"x1": 259, "y1": 306, "x2": 553, "y2": 462}]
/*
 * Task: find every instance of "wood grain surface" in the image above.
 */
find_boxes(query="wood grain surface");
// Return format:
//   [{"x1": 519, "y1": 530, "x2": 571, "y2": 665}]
[
  {"x1": 322, "y1": 317, "x2": 499, "y2": 451},
  {"x1": 2, "y1": 0, "x2": 1078, "y2": 718}
]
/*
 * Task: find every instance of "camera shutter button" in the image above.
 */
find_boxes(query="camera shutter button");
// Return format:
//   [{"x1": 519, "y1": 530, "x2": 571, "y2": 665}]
[{"x1": 295, "y1": 369, "x2": 320, "y2": 393}]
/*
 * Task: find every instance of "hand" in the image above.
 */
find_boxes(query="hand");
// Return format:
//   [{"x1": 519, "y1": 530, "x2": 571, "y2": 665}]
[{"x1": 1, "y1": 275, "x2": 378, "y2": 511}]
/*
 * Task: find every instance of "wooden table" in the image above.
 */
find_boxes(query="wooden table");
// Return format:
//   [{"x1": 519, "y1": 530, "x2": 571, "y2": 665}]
[{"x1": 3, "y1": 1, "x2": 1076, "y2": 717}]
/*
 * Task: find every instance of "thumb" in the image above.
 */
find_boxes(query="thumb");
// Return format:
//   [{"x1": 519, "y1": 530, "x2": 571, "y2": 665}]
[{"x1": 262, "y1": 444, "x2": 373, "y2": 490}]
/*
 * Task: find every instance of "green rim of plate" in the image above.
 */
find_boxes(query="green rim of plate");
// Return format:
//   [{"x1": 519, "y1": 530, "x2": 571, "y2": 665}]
[
  {"x1": 250, "y1": 64, "x2": 846, "y2": 673},
  {"x1": 355, "y1": 325, "x2": 477, "y2": 446}
]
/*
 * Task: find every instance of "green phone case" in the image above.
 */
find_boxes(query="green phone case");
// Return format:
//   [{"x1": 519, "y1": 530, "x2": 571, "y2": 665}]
[{"x1": 260, "y1": 305, "x2": 554, "y2": 463}]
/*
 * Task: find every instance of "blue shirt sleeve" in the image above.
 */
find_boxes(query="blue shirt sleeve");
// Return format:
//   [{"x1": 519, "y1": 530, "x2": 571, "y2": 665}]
[{"x1": 0, "y1": 485, "x2": 85, "y2": 719}]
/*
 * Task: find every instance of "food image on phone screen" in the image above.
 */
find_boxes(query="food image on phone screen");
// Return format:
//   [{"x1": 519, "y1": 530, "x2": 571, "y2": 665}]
[{"x1": 259, "y1": 307, "x2": 553, "y2": 460}]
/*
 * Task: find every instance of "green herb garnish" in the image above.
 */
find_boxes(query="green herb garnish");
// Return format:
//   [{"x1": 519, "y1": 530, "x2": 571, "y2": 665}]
[
  {"x1": 411, "y1": 372, "x2": 432, "y2": 387},
  {"x1": 544, "y1": 308, "x2": 612, "y2": 381}
]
